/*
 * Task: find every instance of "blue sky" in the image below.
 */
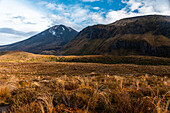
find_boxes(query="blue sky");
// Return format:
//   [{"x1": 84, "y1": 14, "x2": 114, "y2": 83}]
[{"x1": 0, "y1": 0, "x2": 170, "y2": 45}]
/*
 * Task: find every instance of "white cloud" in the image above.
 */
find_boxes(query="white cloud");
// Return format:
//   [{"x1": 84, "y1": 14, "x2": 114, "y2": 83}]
[
  {"x1": 37, "y1": 1, "x2": 48, "y2": 5},
  {"x1": 99, "y1": 0, "x2": 170, "y2": 24},
  {"x1": 46, "y1": 3, "x2": 56, "y2": 10},
  {"x1": 0, "y1": 0, "x2": 51, "y2": 45},
  {"x1": 93, "y1": 7, "x2": 100, "y2": 10},
  {"x1": 40, "y1": 3, "x2": 92, "y2": 30},
  {"x1": 82, "y1": 0, "x2": 100, "y2": 2},
  {"x1": 124, "y1": 0, "x2": 143, "y2": 11},
  {"x1": 39, "y1": 0, "x2": 170, "y2": 31},
  {"x1": 105, "y1": 9, "x2": 140, "y2": 23},
  {"x1": 138, "y1": 0, "x2": 170, "y2": 15},
  {"x1": 42, "y1": 2, "x2": 66, "y2": 11},
  {"x1": 122, "y1": 0, "x2": 170, "y2": 15},
  {"x1": 0, "y1": 0, "x2": 51, "y2": 32}
]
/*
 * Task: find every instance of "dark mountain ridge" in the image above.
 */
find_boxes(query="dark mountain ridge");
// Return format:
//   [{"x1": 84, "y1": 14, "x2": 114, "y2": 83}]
[{"x1": 59, "y1": 15, "x2": 170, "y2": 57}]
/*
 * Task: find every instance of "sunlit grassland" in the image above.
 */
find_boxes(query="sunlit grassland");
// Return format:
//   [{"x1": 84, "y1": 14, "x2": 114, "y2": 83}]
[
  {"x1": 0, "y1": 51, "x2": 169, "y2": 112},
  {"x1": 0, "y1": 70, "x2": 169, "y2": 113}
]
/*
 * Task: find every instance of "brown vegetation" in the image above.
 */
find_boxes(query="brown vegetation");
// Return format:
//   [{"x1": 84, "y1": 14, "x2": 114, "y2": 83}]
[
  {"x1": 0, "y1": 62, "x2": 170, "y2": 77},
  {"x1": 0, "y1": 61, "x2": 169, "y2": 112},
  {"x1": 0, "y1": 51, "x2": 169, "y2": 112},
  {"x1": 0, "y1": 51, "x2": 170, "y2": 66},
  {"x1": 0, "y1": 72, "x2": 169, "y2": 113}
]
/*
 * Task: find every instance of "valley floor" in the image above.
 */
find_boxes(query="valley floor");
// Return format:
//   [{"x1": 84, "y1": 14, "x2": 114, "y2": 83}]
[
  {"x1": 0, "y1": 62, "x2": 170, "y2": 113},
  {"x1": 0, "y1": 62, "x2": 170, "y2": 76}
]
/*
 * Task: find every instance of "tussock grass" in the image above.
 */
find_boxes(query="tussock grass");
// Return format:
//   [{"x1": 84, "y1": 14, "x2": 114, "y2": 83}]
[
  {"x1": 0, "y1": 59, "x2": 169, "y2": 112},
  {"x1": 0, "y1": 73, "x2": 169, "y2": 113},
  {"x1": 0, "y1": 86, "x2": 11, "y2": 100}
]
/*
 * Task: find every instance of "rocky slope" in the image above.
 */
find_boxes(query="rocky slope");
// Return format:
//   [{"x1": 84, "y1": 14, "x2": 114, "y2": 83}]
[
  {"x1": 0, "y1": 25, "x2": 78, "y2": 54},
  {"x1": 60, "y1": 15, "x2": 170, "y2": 57}
]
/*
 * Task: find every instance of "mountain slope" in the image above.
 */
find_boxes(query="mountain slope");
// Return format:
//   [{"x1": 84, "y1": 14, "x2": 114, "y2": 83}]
[
  {"x1": 60, "y1": 15, "x2": 170, "y2": 57},
  {"x1": 0, "y1": 25, "x2": 78, "y2": 54}
]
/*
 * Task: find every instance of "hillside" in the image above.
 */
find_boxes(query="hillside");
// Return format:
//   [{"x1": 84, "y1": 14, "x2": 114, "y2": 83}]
[
  {"x1": 60, "y1": 15, "x2": 170, "y2": 57},
  {"x1": 0, "y1": 51, "x2": 57, "y2": 62},
  {"x1": 0, "y1": 25, "x2": 78, "y2": 54}
]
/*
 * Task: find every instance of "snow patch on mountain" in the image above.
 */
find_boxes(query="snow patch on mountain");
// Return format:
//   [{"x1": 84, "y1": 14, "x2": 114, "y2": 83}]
[
  {"x1": 49, "y1": 29, "x2": 56, "y2": 36},
  {"x1": 52, "y1": 31, "x2": 56, "y2": 35},
  {"x1": 62, "y1": 27, "x2": 65, "y2": 31}
]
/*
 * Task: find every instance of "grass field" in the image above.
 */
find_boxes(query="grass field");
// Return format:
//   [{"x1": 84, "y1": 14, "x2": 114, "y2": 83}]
[
  {"x1": 0, "y1": 51, "x2": 170, "y2": 66},
  {"x1": 0, "y1": 51, "x2": 170, "y2": 113}
]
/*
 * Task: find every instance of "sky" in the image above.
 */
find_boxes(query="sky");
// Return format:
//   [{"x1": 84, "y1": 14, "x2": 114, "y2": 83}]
[{"x1": 0, "y1": 0, "x2": 170, "y2": 45}]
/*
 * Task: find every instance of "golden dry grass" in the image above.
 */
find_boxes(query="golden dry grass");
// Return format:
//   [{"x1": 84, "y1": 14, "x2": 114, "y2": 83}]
[
  {"x1": 0, "y1": 61, "x2": 169, "y2": 113},
  {"x1": 0, "y1": 51, "x2": 169, "y2": 112},
  {"x1": 0, "y1": 51, "x2": 57, "y2": 62},
  {"x1": 0, "y1": 73, "x2": 169, "y2": 113},
  {"x1": 0, "y1": 62, "x2": 170, "y2": 76}
]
